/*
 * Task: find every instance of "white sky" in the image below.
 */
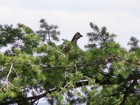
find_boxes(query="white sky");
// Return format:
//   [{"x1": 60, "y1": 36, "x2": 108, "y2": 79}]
[{"x1": 0, "y1": 0, "x2": 140, "y2": 49}]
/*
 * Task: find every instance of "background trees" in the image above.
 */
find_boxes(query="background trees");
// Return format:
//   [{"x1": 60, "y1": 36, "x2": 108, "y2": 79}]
[{"x1": 0, "y1": 19, "x2": 140, "y2": 105}]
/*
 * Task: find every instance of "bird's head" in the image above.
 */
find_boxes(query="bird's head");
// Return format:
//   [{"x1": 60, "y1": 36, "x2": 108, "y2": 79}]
[
  {"x1": 74, "y1": 32, "x2": 83, "y2": 39},
  {"x1": 71, "y1": 32, "x2": 83, "y2": 43}
]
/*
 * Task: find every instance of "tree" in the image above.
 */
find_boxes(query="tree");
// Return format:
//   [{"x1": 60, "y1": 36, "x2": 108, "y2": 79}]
[
  {"x1": 0, "y1": 20, "x2": 140, "y2": 105},
  {"x1": 36, "y1": 19, "x2": 60, "y2": 43}
]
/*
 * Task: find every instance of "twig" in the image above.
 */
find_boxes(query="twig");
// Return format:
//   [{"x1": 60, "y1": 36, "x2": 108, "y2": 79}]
[
  {"x1": 6, "y1": 63, "x2": 13, "y2": 87},
  {"x1": 13, "y1": 67, "x2": 18, "y2": 77},
  {"x1": 74, "y1": 63, "x2": 77, "y2": 72},
  {"x1": 64, "y1": 81, "x2": 74, "y2": 89},
  {"x1": 0, "y1": 84, "x2": 6, "y2": 90}
]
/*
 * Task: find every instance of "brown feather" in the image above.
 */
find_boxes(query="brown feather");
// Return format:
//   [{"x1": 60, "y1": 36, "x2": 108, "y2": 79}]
[{"x1": 64, "y1": 32, "x2": 83, "y2": 53}]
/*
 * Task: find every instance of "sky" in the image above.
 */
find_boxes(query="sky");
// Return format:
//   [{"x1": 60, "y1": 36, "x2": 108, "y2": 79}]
[{"x1": 0, "y1": 0, "x2": 140, "y2": 49}]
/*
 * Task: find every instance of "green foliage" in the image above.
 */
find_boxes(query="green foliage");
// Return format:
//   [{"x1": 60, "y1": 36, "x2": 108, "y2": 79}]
[
  {"x1": 0, "y1": 20, "x2": 140, "y2": 105},
  {"x1": 18, "y1": 23, "x2": 34, "y2": 34},
  {"x1": 22, "y1": 33, "x2": 41, "y2": 54},
  {"x1": 0, "y1": 24, "x2": 22, "y2": 47}
]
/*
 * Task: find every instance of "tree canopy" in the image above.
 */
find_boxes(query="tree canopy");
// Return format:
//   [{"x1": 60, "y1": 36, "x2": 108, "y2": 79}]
[{"x1": 0, "y1": 19, "x2": 140, "y2": 105}]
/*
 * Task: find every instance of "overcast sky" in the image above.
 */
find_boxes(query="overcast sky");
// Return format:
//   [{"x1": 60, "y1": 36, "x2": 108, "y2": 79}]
[{"x1": 0, "y1": 0, "x2": 140, "y2": 49}]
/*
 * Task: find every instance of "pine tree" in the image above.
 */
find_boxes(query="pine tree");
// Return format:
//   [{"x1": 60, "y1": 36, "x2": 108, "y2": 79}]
[{"x1": 0, "y1": 20, "x2": 140, "y2": 105}]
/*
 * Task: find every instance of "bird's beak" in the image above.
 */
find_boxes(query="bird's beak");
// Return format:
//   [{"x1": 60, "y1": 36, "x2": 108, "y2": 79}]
[{"x1": 80, "y1": 35, "x2": 83, "y2": 37}]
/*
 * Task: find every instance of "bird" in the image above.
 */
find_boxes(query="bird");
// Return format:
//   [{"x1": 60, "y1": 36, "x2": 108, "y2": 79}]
[
  {"x1": 40, "y1": 32, "x2": 83, "y2": 69},
  {"x1": 71, "y1": 32, "x2": 83, "y2": 45},
  {"x1": 63, "y1": 32, "x2": 83, "y2": 53}
]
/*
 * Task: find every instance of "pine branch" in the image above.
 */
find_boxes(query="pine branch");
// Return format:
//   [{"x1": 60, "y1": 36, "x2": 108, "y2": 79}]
[
  {"x1": 1, "y1": 63, "x2": 139, "y2": 105},
  {"x1": 120, "y1": 79, "x2": 137, "y2": 105},
  {"x1": 40, "y1": 62, "x2": 140, "y2": 85},
  {"x1": 0, "y1": 79, "x2": 89, "y2": 105},
  {"x1": 40, "y1": 61, "x2": 100, "y2": 69},
  {"x1": 0, "y1": 88, "x2": 56, "y2": 105}
]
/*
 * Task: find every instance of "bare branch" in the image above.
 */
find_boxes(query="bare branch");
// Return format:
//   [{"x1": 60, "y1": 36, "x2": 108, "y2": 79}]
[{"x1": 6, "y1": 63, "x2": 13, "y2": 87}]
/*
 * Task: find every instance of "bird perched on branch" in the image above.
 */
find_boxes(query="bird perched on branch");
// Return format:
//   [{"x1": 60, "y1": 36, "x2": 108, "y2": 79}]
[
  {"x1": 40, "y1": 32, "x2": 83, "y2": 69},
  {"x1": 62, "y1": 32, "x2": 83, "y2": 53}
]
